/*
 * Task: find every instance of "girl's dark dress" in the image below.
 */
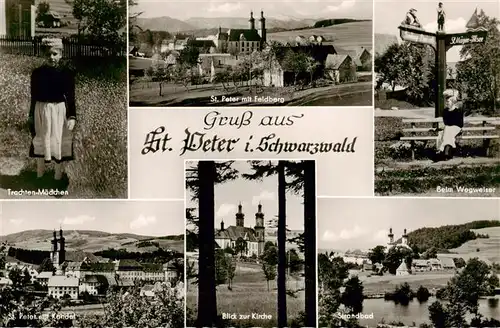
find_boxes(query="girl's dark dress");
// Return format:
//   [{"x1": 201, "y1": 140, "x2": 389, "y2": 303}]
[{"x1": 29, "y1": 64, "x2": 76, "y2": 163}]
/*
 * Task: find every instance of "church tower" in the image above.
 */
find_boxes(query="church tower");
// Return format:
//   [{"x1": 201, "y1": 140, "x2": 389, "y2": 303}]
[
  {"x1": 388, "y1": 227, "x2": 394, "y2": 245},
  {"x1": 402, "y1": 228, "x2": 408, "y2": 246},
  {"x1": 259, "y1": 10, "x2": 266, "y2": 45},
  {"x1": 51, "y1": 230, "x2": 58, "y2": 268},
  {"x1": 254, "y1": 203, "x2": 265, "y2": 255},
  {"x1": 58, "y1": 228, "x2": 66, "y2": 265},
  {"x1": 236, "y1": 203, "x2": 244, "y2": 227},
  {"x1": 249, "y1": 11, "x2": 255, "y2": 30}
]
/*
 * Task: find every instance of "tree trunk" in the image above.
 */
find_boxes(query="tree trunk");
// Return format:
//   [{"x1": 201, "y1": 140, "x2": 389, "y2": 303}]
[
  {"x1": 267, "y1": 279, "x2": 270, "y2": 292},
  {"x1": 277, "y1": 161, "x2": 287, "y2": 328},
  {"x1": 159, "y1": 82, "x2": 162, "y2": 96},
  {"x1": 303, "y1": 160, "x2": 317, "y2": 327},
  {"x1": 197, "y1": 161, "x2": 217, "y2": 327}
]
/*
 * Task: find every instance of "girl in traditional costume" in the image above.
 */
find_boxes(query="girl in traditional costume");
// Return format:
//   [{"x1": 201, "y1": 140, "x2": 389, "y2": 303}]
[
  {"x1": 28, "y1": 38, "x2": 76, "y2": 181},
  {"x1": 435, "y1": 89, "x2": 463, "y2": 161}
]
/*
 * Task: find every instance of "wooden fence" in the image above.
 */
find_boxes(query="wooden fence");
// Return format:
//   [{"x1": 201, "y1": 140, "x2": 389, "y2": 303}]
[{"x1": 0, "y1": 36, "x2": 125, "y2": 57}]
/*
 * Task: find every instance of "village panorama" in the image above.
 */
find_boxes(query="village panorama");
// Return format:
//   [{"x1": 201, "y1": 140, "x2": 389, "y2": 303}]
[
  {"x1": 0, "y1": 228, "x2": 185, "y2": 327},
  {"x1": 128, "y1": 8, "x2": 373, "y2": 107}
]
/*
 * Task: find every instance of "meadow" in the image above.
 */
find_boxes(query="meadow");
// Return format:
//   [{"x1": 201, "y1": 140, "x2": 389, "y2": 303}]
[
  {"x1": 374, "y1": 116, "x2": 500, "y2": 196},
  {"x1": 0, "y1": 54, "x2": 127, "y2": 198},
  {"x1": 186, "y1": 262, "x2": 305, "y2": 328}
]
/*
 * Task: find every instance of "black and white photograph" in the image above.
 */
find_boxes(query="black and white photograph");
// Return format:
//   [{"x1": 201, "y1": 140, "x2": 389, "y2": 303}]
[
  {"x1": 128, "y1": 0, "x2": 373, "y2": 107},
  {"x1": 0, "y1": 200, "x2": 185, "y2": 327},
  {"x1": 185, "y1": 160, "x2": 316, "y2": 327},
  {"x1": 318, "y1": 197, "x2": 500, "y2": 328},
  {"x1": 0, "y1": 0, "x2": 128, "y2": 199},
  {"x1": 374, "y1": 0, "x2": 500, "y2": 196}
]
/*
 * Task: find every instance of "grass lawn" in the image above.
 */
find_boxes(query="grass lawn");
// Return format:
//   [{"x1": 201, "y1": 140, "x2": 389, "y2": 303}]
[
  {"x1": 186, "y1": 266, "x2": 305, "y2": 328},
  {"x1": 374, "y1": 116, "x2": 500, "y2": 196},
  {"x1": 360, "y1": 271, "x2": 455, "y2": 295},
  {"x1": 0, "y1": 54, "x2": 127, "y2": 198}
]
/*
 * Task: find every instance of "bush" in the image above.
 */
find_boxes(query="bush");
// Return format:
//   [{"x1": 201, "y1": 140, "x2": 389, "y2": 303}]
[
  {"x1": 416, "y1": 286, "x2": 430, "y2": 303},
  {"x1": 0, "y1": 54, "x2": 127, "y2": 198}
]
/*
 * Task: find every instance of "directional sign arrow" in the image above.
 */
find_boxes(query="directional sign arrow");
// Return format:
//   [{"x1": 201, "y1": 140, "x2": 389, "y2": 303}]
[
  {"x1": 445, "y1": 30, "x2": 488, "y2": 47},
  {"x1": 399, "y1": 25, "x2": 437, "y2": 49}
]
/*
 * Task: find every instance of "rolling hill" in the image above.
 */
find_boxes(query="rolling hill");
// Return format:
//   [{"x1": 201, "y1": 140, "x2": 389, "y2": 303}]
[
  {"x1": 136, "y1": 16, "x2": 315, "y2": 34},
  {"x1": 1, "y1": 229, "x2": 184, "y2": 254},
  {"x1": 439, "y1": 227, "x2": 500, "y2": 264},
  {"x1": 267, "y1": 21, "x2": 373, "y2": 49}
]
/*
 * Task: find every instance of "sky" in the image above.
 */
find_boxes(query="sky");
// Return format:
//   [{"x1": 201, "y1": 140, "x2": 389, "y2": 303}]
[
  {"x1": 185, "y1": 161, "x2": 306, "y2": 231},
  {"x1": 317, "y1": 198, "x2": 500, "y2": 251},
  {"x1": 374, "y1": 0, "x2": 500, "y2": 62},
  {"x1": 133, "y1": 0, "x2": 373, "y2": 20},
  {"x1": 0, "y1": 201, "x2": 184, "y2": 237}
]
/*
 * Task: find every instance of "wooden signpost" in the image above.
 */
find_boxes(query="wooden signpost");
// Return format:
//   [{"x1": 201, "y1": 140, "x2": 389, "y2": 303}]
[{"x1": 398, "y1": 10, "x2": 488, "y2": 118}]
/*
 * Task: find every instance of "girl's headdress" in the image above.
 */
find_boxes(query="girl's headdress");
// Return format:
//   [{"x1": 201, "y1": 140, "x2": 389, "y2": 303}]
[{"x1": 41, "y1": 37, "x2": 63, "y2": 50}]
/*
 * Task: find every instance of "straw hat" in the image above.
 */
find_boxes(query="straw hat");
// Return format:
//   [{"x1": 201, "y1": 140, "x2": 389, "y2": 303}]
[{"x1": 41, "y1": 37, "x2": 63, "y2": 50}]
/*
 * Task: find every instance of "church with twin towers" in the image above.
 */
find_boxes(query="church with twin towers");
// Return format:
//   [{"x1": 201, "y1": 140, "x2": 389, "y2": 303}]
[
  {"x1": 214, "y1": 203, "x2": 266, "y2": 257},
  {"x1": 215, "y1": 10, "x2": 267, "y2": 54}
]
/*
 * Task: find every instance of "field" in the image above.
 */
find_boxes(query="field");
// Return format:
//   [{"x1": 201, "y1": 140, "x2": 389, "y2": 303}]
[
  {"x1": 186, "y1": 262, "x2": 305, "y2": 327},
  {"x1": 267, "y1": 21, "x2": 373, "y2": 49},
  {"x1": 0, "y1": 54, "x2": 127, "y2": 199},
  {"x1": 1, "y1": 229, "x2": 185, "y2": 254},
  {"x1": 374, "y1": 113, "x2": 500, "y2": 196},
  {"x1": 359, "y1": 271, "x2": 455, "y2": 295}
]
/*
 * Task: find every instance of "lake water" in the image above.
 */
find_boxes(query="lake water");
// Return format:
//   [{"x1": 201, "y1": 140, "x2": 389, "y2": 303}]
[{"x1": 359, "y1": 296, "x2": 500, "y2": 327}]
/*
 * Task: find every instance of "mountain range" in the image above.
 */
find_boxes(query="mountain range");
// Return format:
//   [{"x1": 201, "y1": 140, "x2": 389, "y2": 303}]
[{"x1": 135, "y1": 16, "x2": 320, "y2": 34}]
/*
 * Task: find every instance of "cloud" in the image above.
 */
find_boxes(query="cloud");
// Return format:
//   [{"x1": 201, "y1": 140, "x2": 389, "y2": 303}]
[
  {"x1": 372, "y1": 229, "x2": 389, "y2": 244},
  {"x1": 216, "y1": 203, "x2": 237, "y2": 218},
  {"x1": 130, "y1": 215, "x2": 157, "y2": 230},
  {"x1": 9, "y1": 218, "x2": 24, "y2": 226},
  {"x1": 59, "y1": 215, "x2": 95, "y2": 225},
  {"x1": 252, "y1": 190, "x2": 275, "y2": 206},
  {"x1": 321, "y1": 225, "x2": 367, "y2": 241},
  {"x1": 423, "y1": 17, "x2": 467, "y2": 33},
  {"x1": 327, "y1": 0, "x2": 356, "y2": 12},
  {"x1": 208, "y1": 2, "x2": 242, "y2": 13}
]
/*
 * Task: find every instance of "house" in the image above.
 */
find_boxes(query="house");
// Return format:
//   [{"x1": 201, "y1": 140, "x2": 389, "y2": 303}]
[
  {"x1": 115, "y1": 259, "x2": 144, "y2": 280},
  {"x1": 48, "y1": 275, "x2": 79, "y2": 299},
  {"x1": 412, "y1": 259, "x2": 431, "y2": 272},
  {"x1": 79, "y1": 275, "x2": 100, "y2": 295},
  {"x1": 428, "y1": 258, "x2": 442, "y2": 271},
  {"x1": 197, "y1": 53, "x2": 235, "y2": 80},
  {"x1": 142, "y1": 263, "x2": 164, "y2": 281},
  {"x1": 80, "y1": 262, "x2": 116, "y2": 280},
  {"x1": 396, "y1": 260, "x2": 410, "y2": 276},
  {"x1": 2, "y1": 0, "x2": 35, "y2": 37},
  {"x1": 163, "y1": 262, "x2": 178, "y2": 282},
  {"x1": 438, "y1": 256, "x2": 456, "y2": 270},
  {"x1": 214, "y1": 203, "x2": 266, "y2": 257},
  {"x1": 325, "y1": 54, "x2": 357, "y2": 84},
  {"x1": 264, "y1": 44, "x2": 336, "y2": 87},
  {"x1": 36, "y1": 271, "x2": 53, "y2": 286},
  {"x1": 308, "y1": 35, "x2": 325, "y2": 44}
]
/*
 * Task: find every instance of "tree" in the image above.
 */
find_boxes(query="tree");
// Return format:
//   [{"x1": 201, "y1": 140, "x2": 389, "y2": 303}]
[
  {"x1": 235, "y1": 237, "x2": 247, "y2": 257},
  {"x1": 185, "y1": 161, "x2": 238, "y2": 327},
  {"x1": 179, "y1": 44, "x2": 200, "y2": 68},
  {"x1": 416, "y1": 286, "x2": 430, "y2": 303},
  {"x1": 457, "y1": 14, "x2": 500, "y2": 113},
  {"x1": 286, "y1": 249, "x2": 302, "y2": 274},
  {"x1": 383, "y1": 246, "x2": 414, "y2": 274},
  {"x1": 429, "y1": 301, "x2": 448, "y2": 328},
  {"x1": 375, "y1": 42, "x2": 435, "y2": 105},
  {"x1": 277, "y1": 161, "x2": 287, "y2": 328},
  {"x1": 215, "y1": 250, "x2": 228, "y2": 286},
  {"x1": 22, "y1": 269, "x2": 31, "y2": 286},
  {"x1": 8, "y1": 268, "x2": 23, "y2": 288},
  {"x1": 368, "y1": 245, "x2": 386, "y2": 264},
  {"x1": 429, "y1": 258, "x2": 500, "y2": 327},
  {"x1": 77, "y1": 284, "x2": 184, "y2": 327},
  {"x1": 305, "y1": 55, "x2": 319, "y2": 85},
  {"x1": 147, "y1": 59, "x2": 169, "y2": 96},
  {"x1": 341, "y1": 276, "x2": 364, "y2": 314},
  {"x1": 73, "y1": 0, "x2": 127, "y2": 47},
  {"x1": 226, "y1": 257, "x2": 236, "y2": 289},
  {"x1": 128, "y1": 0, "x2": 143, "y2": 44},
  {"x1": 261, "y1": 244, "x2": 278, "y2": 292},
  {"x1": 281, "y1": 50, "x2": 308, "y2": 85}
]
